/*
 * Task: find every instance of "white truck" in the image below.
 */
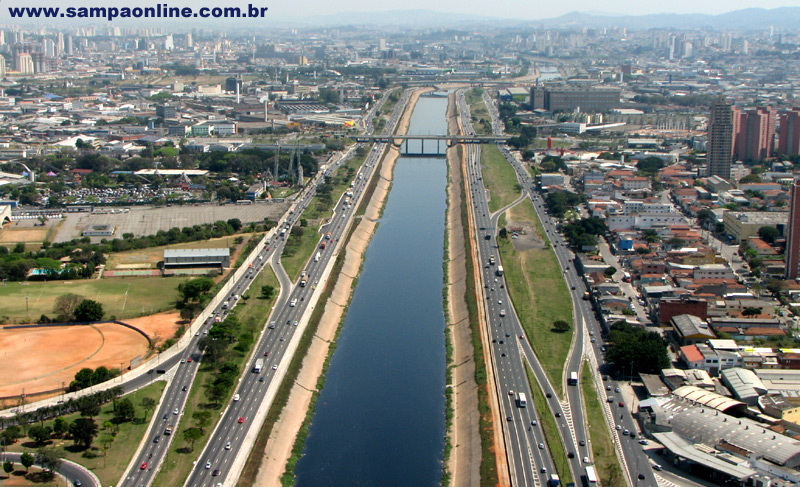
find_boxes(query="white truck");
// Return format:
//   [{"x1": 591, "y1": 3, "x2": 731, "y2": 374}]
[
  {"x1": 253, "y1": 358, "x2": 264, "y2": 373},
  {"x1": 496, "y1": 265, "x2": 504, "y2": 277},
  {"x1": 314, "y1": 252, "x2": 321, "y2": 262}
]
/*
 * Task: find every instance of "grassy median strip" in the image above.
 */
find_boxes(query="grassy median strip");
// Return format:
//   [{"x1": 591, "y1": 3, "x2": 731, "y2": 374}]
[
  {"x1": 465, "y1": 88, "x2": 491, "y2": 136},
  {"x1": 6, "y1": 382, "x2": 166, "y2": 487},
  {"x1": 459, "y1": 149, "x2": 499, "y2": 487},
  {"x1": 154, "y1": 266, "x2": 279, "y2": 486},
  {"x1": 441, "y1": 158, "x2": 454, "y2": 487},
  {"x1": 581, "y1": 362, "x2": 625, "y2": 486},
  {"x1": 525, "y1": 363, "x2": 573, "y2": 487},
  {"x1": 481, "y1": 144, "x2": 521, "y2": 213},
  {"x1": 497, "y1": 198, "x2": 573, "y2": 393},
  {"x1": 281, "y1": 149, "x2": 367, "y2": 281}
]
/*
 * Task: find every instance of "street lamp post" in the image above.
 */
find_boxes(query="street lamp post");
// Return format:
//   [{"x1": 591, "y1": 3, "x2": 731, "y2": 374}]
[{"x1": 25, "y1": 296, "x2": 29, "y2": 322}]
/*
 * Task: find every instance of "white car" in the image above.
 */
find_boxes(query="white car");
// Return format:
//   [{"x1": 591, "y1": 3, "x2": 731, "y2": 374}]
[
  {"x1": 233, "y1": 394, "x2": 240, "y2": 401},
  {"x1": 272, "y1": 364, "x2": 278, "y2": 370},
  {"x1": 205, "y1": 461, "x2": 211, "y2": 469},
  {"x1": 225, "y1": 442, "x2": 231, "y2": 450},
  {"x1": 173, "y1": 408, "x2": 179, "y2": 415}
]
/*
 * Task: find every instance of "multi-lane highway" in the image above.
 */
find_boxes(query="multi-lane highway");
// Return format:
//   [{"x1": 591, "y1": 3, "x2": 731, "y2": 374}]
[
  {"x1": 119, "y1": 89, "x2": 412, "y2": 487},
  {"x1": 457, "y1": 91, "x2": 557, "y2": 487},
  {"x1": 480, "y1": 92, "x2": 660, "y2": 487},
  {"x1": 180, "y1": 89, "x2": 412, "y2": 487}
]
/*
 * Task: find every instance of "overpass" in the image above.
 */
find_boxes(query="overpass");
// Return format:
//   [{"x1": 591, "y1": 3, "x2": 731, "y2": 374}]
[{"x1": 353, "y1": 134, "x2": 509, "y2": 156}]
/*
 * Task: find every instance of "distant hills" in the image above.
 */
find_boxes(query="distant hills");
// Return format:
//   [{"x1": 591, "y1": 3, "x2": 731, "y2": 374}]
[{"x1": 282, "y1": 7, "x2": 800, "y2": 30}]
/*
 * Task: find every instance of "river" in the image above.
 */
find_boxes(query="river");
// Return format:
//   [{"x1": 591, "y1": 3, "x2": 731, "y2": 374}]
[{"x1": 293, "y1": 96, "x2": 449, "y2": 487}]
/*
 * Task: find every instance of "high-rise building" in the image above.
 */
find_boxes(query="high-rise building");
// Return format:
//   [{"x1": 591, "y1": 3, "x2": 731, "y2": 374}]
[
  {"x1": 706, "y1": 99, "x2": 739, "y2": 180},
  {"x1": 736, "y1": 107, "x2": 776, "y2": 162},
  {"x1": 0, "y1": 56, "x2": 6, "y2": 79},
  {"x1": 16, "y1": 52, "x2": 33, "y2": 74},
  {"x1": 65, "y1": 34, "x2": 73, "y2": 55},
  {"x1": 779, "y1": 108, "x2": 800, "y2": 156},
  {"x1": 707, "y1": 99, "x2": 739, "y2": 180},
  {"x1": 786, "y1": 179, "x2": 800, "y2": 280}
]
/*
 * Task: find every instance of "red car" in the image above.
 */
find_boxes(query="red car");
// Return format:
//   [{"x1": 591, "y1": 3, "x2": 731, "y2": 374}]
[
  {"x1": 264, "y1": 352, "x2": 269, "y2": 357},
  {"x1": 238, "y1": 416, "x2": 245, "y2": 424},
  {"x1": 187, "y1": 358, "x2": 192, "y2": 363},
  {"x1": 619, "y1": 401, "x2": 625, "y2": 407},
  {"x1": 140, "y1": 462, "x2": 148, "y2": 470}
]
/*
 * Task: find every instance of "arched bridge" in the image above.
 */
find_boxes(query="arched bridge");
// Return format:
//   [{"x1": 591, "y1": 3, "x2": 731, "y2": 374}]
[{"x1": 354, "y1": 134, "x2": 508, "y2": 157}]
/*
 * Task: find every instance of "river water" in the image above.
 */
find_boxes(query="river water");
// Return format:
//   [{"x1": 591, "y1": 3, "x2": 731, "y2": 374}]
[{"x1": 293, "y1": 96, "x2": 449, "y2": 487}]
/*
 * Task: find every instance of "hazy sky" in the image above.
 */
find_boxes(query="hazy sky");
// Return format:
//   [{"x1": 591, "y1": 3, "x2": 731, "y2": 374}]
[{"x1": 267, "y1": 0, "x2": 800, "y2": 20}]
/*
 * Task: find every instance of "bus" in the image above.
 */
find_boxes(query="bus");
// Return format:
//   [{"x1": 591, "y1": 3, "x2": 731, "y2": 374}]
[
  {"x1": 568, "y1": 371, "x2": 578, "y2": 386},
  {"x1": 236, "y1": 199, "x2": 253, "y2": 205},
  {"x1": 516, "y1": 392, "x2": 527, "y2": 408},
  {"x1": 548, "y1": 473, "x2": 560, "y2": 486},
  {"x1": 585, "y1": 466, "x2": 597, "y2": 485}
]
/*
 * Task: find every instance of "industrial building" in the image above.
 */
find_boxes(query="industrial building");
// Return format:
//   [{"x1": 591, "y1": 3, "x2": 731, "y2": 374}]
[
  {"x1": 163, "y1": 248, "x2": 231, "y2": 269},
  {"x1": 529, "y1": 85, "x2": 621, "y2": 112}
]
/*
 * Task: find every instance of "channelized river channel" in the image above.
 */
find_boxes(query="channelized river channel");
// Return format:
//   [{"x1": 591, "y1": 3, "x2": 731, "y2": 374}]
[{"x1": 293, "y1": 95, "x2": 449, "y2": 487}]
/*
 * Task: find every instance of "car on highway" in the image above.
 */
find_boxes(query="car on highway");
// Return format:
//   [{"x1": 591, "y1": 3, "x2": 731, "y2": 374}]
[
  {"x1": 531, "y1": 420, "x2": 537, "y2": 426},
  {"x1": 508, "y1": 390, "x2": 514, "y2": 395},
  {"x1": 173, "y1": 408, "x2": 179, "y2": 415},
  {"x1": 205, "y1": 461, "x2": 211, "y2": 469},
  {"x1": 555, "y1": 412, "x2": 561, "y2": 417},
  {"x1": 567, "y1": 451, "x2": 574, "y2": 458},
  {"x1": 225, "y1": 441, "x2": 232, "y2": 450},
  {"x1": 259, "y1": 376, "x2": 265, "y2": 382},
  {"x1": 615, "y1": 387, "x2": 621, "y2": 393},
  {"x1": 546, "y1": 392, "x2": 552, "y2": 398},
  {"x1": 540, "y1": 467, "x2": 546, "y2": 473},
  {"x1": 233, "y1": 394, "x2": 240, "y2": 401},
  {"x1": 538, "y1": 443, "x2": 544, "y2": 449},
  {"x1": 188, "y1": 358, "x2": 192, "y2": 363},
  {"x1": 652, "y1": 464, "x2": 662, "y2": 471},
  {"x1": 140, "y1": 463, "x2": 147, "y2": 470},
  {"x1": 153, "y1": 436, "x2": 159, "y2": 443},
  {"x1": 180, "y1": 358, "x2": 185, "y2": 364},
  {"x1": 616, "y1": 424, "x2": 622, "y2": 430},
  {"x1": 272, "y1": 364, "x2": 278, "y2": 370},
  {"x1": 619, "y1": 401, "x2": 625, "y2": 407},
  {"x1": 238, "y1": 417, "x2": 245, "y2": 423},
  {"x1": 506, "y1": 416, "x2": 512, "y2": 421},
  {"x1": 607, "y1": 397, "x2": 614, "y2": 403},
  {"x1": 212, "y1": 469, "x2": 220, "y2": 476},
  {"x1": 639, "y1": 439, "x2": 649, "y2": 445},
  {"x1": 638, "y1": 473, "x2": 645, "y2": 480},
  {"x1": 623, "y1": 429, "x2": 630, "y2": 436}
]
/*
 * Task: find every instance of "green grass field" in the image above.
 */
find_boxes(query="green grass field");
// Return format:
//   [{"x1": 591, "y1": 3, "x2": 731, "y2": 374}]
[
  {"x1": 0, "y1": 276, "x2": 189, "y2": 323},
  {"x1": 526, "y1": 363, "x2": 573, "y2": 486},
  {"x1": 106, "y1": 236, "x2": 241, "y2": 270},
  {"x1": 498, "y1": 198, "x2": 573, "y2": 393},
  {"x1": 581, "y1": 362, "x2": 625, "y2": 486},
  {"x1": 6, "y1": 381, "x2": 166, "y2": 487},
  {"x1": 481, "y1": 145, "x2": 522, "y2": 213}
]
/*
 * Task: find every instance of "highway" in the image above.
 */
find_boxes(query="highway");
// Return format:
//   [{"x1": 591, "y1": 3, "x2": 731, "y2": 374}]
[
  {"x1": 480, "y1": 93, "x2": 660, "y2": 487},
  {"x1": 2, "y1": 452, "x2": 98, "y2": 487},
  {"x1": 180, "y1": 89, "x2": 412, "y2": 487},
  {"x1": 457, "y1": 90, "x2": 556, "y2": 487},
  {"x1": 118, "y1": 88, "x2": 411, "y2": 487}
]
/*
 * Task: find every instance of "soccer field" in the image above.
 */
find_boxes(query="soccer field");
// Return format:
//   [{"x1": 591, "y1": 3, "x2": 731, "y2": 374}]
[{"x1": 0, "y1": 276, "x2": 189, "y2": 323}]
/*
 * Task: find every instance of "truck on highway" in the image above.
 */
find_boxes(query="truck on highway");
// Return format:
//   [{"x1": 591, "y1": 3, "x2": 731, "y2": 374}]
[
  {"x1": 489, "y1": 256, "x2": 496, "y2": 265},
  {"x1": 222, "y1": 301, "x2": 229, "y2": 309},
  {"x1": 280, "y1": 228, "x2": 287, "y2": 237},
  {"x1": 300, "y1": 271, "x2": 308, "y2": 287},
  {"x1": 320, "y1": 241, "x2": 327, "y2": 250},
  {"x1": 516, "y1": 392, "x2": 527, "y2": 407},
  {"x1": 253, "y1": 358, "x2": 264, "y2": 373},
  {"x1": 164, "y1": 425, "x2": 173, "y2": 435},
  {"x1": 496, "y1": 265, "x2": 504, "y2": 277},
  {"x1": 583, "y1": 291, "x2": 590, "y2": 300},
  {"x1": 568, "y1": 371, "x2": 578, "y2": 385},
  {"x1": 548, "y1": 474, "x2": 560, "y2": 486},
  {"x1": 314, "y1": 252, "x2": 321, "y2": 262}
]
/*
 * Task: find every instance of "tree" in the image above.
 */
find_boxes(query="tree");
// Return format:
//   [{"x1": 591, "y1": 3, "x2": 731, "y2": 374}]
[
  {"x1": 35, "y1": 447, "x2": 62, "y2": 473},
  {"x1": 742, "y1": 307, "x2": 762, "y2": 316},
  {"x1": 20, "y1": 452, "x2": 34, "y2": 472},
  {"x1": 182, "y1": 427, "x2": 203, "y2": 451},
  {"x1": 27, "y1": 425, "x2": 52, "y2": 445},
  {"x1": 3, "y1": 460, "x2": 13, "y2": 476},
  {"x1": 696, "y1": 208, "x2": 715, "y2": 229},
  {"x1": 226, "y1": 218, "x2": 242, "y2": 232},
  {"x1": 114, "y1": 398, "x2": 136, "y2": 422},
  {"x1": 69, "y1": 417, "x2": 98, "y2": 449},
  {"x1": 604, "y1": 267, "x2": 617, "y2": 278},
  {"x1": 605, "y1": 321, "x2": 670, "y2": 375},
  {"x1": 260, "y1": 285, "x2": 275, "y2": 300},
  {"x1": 1, "y1": 426, "x2": 21, "y2": 446},
  {"x1": 552, "y1": 320, "x2": 571, "y2": 332},
  {"x1": 758, "y1": 226, "x2": 780, "y2": 244},
  {"x1": 140, "y1": 397, "x2": 156, "y2": 421},
  {"x1": 74, "y1": 299, "x2": 104, "y2": 322},
  {"x1": 53, "y1": 293, "x2": 84, "y2": 322},
  {"x1": 192, "y1": 411, "x2": 212, "y2": 434}
]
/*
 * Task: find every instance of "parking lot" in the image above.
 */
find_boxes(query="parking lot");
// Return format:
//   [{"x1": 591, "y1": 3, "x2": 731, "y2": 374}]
[{"x1": 53, "y1": 202, "x2": 290, "y2": 243}]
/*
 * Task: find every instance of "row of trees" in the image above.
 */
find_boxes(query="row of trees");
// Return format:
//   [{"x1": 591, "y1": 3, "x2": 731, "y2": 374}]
[
  {"x1": 604, "y1": 321, "x2": 670, "y2": 375},
  {"x1": 67, "y1": 365, "x2": 118, "y2": 393}
]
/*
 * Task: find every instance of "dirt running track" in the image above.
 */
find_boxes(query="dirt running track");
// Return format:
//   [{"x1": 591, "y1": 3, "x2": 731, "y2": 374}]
[{"x1": 0, "y1": 312, "x2": 181, "y2": 401}]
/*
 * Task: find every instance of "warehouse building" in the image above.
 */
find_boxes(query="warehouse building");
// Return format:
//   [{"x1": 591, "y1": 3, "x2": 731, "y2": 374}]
[{"x1": 163, "y1": 248, "x2": 230, "y2": 269}]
